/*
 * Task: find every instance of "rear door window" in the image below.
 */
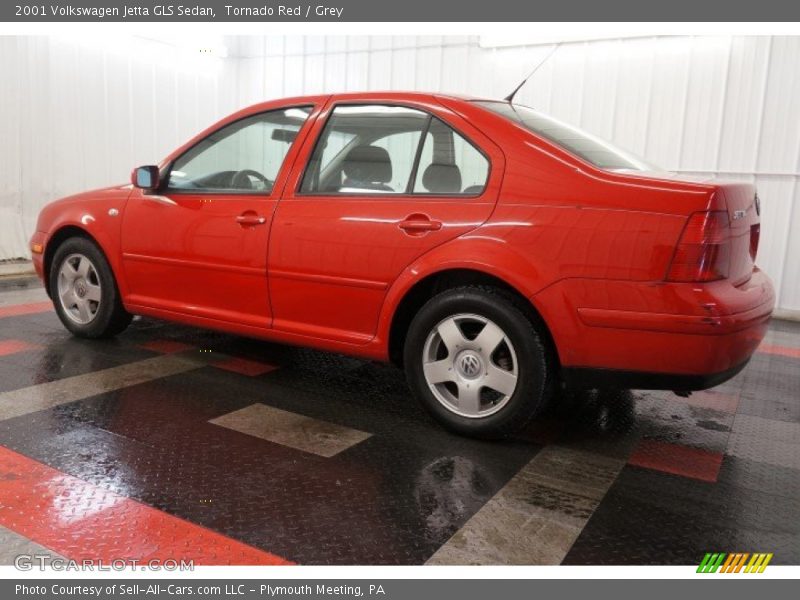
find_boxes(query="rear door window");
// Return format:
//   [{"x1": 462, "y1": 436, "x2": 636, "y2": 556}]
[
  {"x1": 299, "y1": 105, "x2": 490, "y2": 196},
  {"x1": 413, "y1": 117, "x2": 489, "y2": 195}
]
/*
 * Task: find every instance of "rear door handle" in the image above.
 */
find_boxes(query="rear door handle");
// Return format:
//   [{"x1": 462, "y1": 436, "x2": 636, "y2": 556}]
[
  {"x1": 398, "y1": 215, "x2": 442, "y2": 233},
  {"x1": 236, "y1": 213, "x2": 267, "y2": 226}
]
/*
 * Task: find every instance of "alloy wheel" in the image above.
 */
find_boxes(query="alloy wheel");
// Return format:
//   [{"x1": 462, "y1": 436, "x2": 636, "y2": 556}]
[
  {"x1": 56, "y1": 253, "x2": 102, "y2": 325},
  {"x1": 421, "y1": 313, "x2": 519, "y2": 418}
]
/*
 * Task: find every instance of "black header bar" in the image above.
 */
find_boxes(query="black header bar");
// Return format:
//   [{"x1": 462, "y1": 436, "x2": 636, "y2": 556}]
[{"x1": 4, "y1": 0, "x2": 800, "y2": 22}]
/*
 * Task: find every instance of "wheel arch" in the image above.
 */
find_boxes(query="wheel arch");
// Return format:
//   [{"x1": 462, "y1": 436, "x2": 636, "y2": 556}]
[
  {"x1": 43, "y1": 226, "x2": 116, "y2": 297},
  {"x1": 386, "y1": 267, "x2": 559, "y2": 370}
]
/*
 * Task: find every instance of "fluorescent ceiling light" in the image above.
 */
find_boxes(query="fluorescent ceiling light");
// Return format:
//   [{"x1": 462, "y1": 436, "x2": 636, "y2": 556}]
[
  {"x1": 479, "y1": 33, "x2": 651, "y2": 48},
  {"x1": 135, "y1": 34, "x2": 229, "y2": 58}
]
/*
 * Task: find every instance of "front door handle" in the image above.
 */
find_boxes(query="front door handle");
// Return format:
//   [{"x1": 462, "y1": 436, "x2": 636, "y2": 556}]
[
  {"x1": 236, "y1": 213, "x2": 267, "y2": 226},
  {"x1": 398, "y1": 214, "x2": 443, "y2": 234}
]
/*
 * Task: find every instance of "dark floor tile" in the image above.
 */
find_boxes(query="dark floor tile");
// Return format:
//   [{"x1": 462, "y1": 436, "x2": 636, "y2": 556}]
[
  {"x1": 564, "y1": 466, "x2": 800, "y2": 565},
  {"x1": 634, "y1": 398, "x2": 733, "y2": 454},
  {"x1": 717, "y1": 454, "x2": 800, "y2": 500},
  {"x1": 0, "y1": 337, "x2": 154, "y2": 393},
  {"x1": 738, "y1": 354, "x2": 800, "y2": 410},
  {"x1": 737, "y1": 394, "x2": 800, "y2": 424},
  {"x1": 766, "y1": 318, "x2": 800, "y2": 335}
]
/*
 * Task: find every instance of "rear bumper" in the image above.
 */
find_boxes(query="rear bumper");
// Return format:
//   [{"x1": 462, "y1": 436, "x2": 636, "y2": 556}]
[
  {"x1": 532, "y1": 268, "x2": 775, "y2": 387},
  {"x1": 575, "y1": 300, "x2": 772, "y2": 336}
]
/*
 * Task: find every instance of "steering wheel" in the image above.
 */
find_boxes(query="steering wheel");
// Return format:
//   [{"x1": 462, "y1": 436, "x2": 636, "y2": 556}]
[{"x1": 231, "y1": 169, "x2": 272, "y2": 191}]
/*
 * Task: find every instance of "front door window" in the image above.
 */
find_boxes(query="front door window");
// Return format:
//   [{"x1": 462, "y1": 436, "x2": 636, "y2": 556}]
[{"x1": 168, "y1": 106, "x2": 312, "y2": 194}]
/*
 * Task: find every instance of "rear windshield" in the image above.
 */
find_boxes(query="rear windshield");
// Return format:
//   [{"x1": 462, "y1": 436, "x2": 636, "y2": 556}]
[{"x1": 475, "y1": 101, "x2": 657, "y2": 171}]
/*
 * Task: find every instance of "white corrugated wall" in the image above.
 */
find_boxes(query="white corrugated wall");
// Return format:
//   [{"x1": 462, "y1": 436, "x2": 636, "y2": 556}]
[
  {"x1": 1, "y1": 35, "x2": 799, "y2": 315},
  {"x1": 0, "y1": 35, "x2": 238, "y2": 262}
]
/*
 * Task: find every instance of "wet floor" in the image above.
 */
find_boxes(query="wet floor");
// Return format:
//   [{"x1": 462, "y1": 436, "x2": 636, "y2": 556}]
[{"x1": 0, "y1": 282, "x2": 798, "y2": 565}]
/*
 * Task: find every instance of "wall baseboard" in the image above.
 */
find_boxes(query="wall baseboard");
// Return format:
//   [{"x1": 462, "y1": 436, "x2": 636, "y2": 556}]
[
  {"x1": 772, "y1": 308, "x2": 800, "y2": 323},
  {"x1": 0, "y1": 259, "x2": 34, "y2": 278}
]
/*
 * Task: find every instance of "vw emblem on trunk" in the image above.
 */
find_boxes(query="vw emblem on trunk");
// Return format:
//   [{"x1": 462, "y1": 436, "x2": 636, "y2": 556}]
[{"x1": 460, "y1": 354, "x2": 481, "y2": 377}]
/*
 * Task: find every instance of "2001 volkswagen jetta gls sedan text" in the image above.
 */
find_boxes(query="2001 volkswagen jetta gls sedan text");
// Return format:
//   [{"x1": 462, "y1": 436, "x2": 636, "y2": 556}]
[{"x1": 30, "y1": 92, "x2": 775, "y2": 438}]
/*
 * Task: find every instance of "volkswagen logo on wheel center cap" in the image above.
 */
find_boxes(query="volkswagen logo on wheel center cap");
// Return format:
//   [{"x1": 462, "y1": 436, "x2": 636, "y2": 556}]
[
  {"x1": 457, "y1": 351, "x2": 483, "y2": 378},
  {"x1": 75, "y1": 280, "x2": 87, "y2": 298}
]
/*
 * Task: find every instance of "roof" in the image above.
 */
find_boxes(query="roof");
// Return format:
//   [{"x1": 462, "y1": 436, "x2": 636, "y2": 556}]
[{"x1": 246, "y1": 90, "x2": 496, "y2": 110}]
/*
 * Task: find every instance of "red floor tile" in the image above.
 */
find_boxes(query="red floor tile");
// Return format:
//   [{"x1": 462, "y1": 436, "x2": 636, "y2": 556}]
[
  {"x1": 0, "y1": 339, "x2": 40, "y2": 357},
  {"x1": 628, "y1": 438, "x2": 724, "y2": 483},
  {"x1": 139, "y1": 340, "x2": 195, "y2": 354},
  {"x1": 0, "y1": 301, "x2": 52, "y2": 319},
  {"x1": 757, "y1": 343, "x2": 800, "y2": 360},
  {"x1": 0, "y1": 445, "x2": 291, "y2": 565},
  {"x1": 212, "y1": 357, "x2": 277, "y2": 377}
]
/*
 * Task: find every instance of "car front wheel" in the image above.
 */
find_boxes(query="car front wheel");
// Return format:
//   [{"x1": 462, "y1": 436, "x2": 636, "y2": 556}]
[
  {"x1": 49, "y1": 237, "x2": 132, "y2": 338},
  {"x1": 404, "y1": 286, "x2": 552, "y2": 439}
]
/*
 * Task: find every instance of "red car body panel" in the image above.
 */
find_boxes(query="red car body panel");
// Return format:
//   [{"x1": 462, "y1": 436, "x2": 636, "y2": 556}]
[
  {"x1": 270, "y1": 94, "x2": 506, "y2": 344},
  {"x1": 31, "y1": 91, "x2": 775, "y2": 388},
  {"x1": 31, "y1": 185, "x2": 133, "y2": 294}
]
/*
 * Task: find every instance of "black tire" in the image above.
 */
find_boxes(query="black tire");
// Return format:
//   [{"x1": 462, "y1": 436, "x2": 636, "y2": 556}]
[
  {"x1": 404, "y1": 286, "x2": 552, "y2": 439},
  {"x1": 49, "y1": 237, "x2": 132, "y2": 339}
]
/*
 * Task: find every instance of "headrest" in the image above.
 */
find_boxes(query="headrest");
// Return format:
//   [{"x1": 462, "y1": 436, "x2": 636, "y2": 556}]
[
  {"x1": 422, "y1": 163, "x2": 462, "y2": 194},
  {"x1": 342, "y1": 145, "x2": 392, "y2": 183}
]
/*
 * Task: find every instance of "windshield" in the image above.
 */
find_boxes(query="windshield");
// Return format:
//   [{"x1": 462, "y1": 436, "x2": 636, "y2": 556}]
[{"x1": 475, "y1": 101, "x2": 658, "y2": 171}]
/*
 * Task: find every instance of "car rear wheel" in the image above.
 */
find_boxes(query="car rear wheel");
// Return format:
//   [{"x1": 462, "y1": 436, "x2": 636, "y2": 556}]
[
  {"x1": 49, "y1": 237, "x2": 132, "y2": 338},
  {"x1": 404, "y1": 286, "x2": 552, "y2": 439}
]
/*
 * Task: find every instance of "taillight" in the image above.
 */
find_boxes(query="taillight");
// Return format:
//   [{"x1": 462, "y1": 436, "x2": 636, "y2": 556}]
[
  {"x1": 667, "y1": 211, "x2": 731, "y2": 282},
  {"x1": 750, "y1": 223, "x2": 760, "y2": 261}
]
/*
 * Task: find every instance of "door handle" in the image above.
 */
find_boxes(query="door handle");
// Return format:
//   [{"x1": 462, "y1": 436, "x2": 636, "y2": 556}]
[
  {"x1": 398, "y1": 215, "x2": 442, "y2": 233},
  {"x1": 236, "y1": 213, "x2": 267, "y2": 226}
]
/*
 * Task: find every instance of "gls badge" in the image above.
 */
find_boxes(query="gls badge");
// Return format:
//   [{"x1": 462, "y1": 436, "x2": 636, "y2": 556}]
[{"x1": 735, "y1": 192, "x2": 761, "y2": 220}]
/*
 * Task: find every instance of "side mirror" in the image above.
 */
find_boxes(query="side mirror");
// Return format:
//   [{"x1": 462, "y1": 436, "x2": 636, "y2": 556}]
[
  {"x1": 131, "y1": 165, "x2": 160, "y2": 190},
  {"x1": 271, "y1": 128, "x2": 298, "y2": 144}
]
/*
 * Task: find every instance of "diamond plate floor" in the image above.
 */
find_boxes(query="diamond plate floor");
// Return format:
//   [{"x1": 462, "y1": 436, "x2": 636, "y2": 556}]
[{"x1": 0, "y1": 284, "x2": 798, "y2": 565}]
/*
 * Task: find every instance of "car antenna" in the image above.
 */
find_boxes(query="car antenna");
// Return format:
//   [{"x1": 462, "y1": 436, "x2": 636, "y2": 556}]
[{"x1": 503, "y1": 42, "x2": 562, "y2": 103}]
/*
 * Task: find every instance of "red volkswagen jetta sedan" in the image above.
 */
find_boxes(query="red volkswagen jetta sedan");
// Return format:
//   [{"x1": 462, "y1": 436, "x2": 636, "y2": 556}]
[{"x1": 30, "y1": 92, "x2": 775, "y2": 438}]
